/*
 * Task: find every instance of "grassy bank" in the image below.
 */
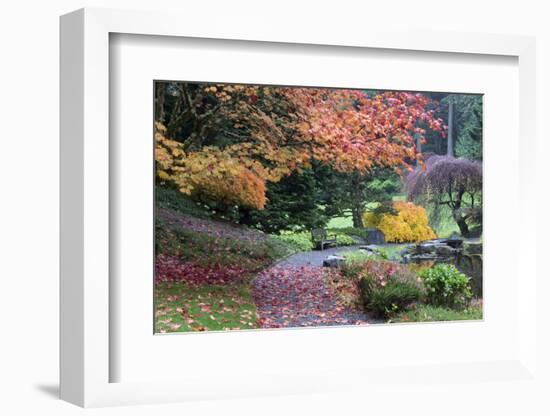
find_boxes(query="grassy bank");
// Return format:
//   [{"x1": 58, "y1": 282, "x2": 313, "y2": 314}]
[{"x1": 155, "y1": 190, "x2": 294, "y2": 333}]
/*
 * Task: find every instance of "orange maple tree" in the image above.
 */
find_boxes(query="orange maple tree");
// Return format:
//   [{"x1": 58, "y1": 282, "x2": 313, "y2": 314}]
[
  {"x1": 283, "y1": 88, "x2": 445, "y2": 173},
  {"x1": 155, "y1": 84, "x2": 444, "y2": 210}
]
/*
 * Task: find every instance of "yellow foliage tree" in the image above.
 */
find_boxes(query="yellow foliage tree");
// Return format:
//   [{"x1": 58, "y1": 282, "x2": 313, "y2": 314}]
[
  {"x1": 363, "y1": 201, "x2": 436, "y2": 243},
  {"x1": 155, "y1": 123, "x2": 267, "y2": 209},
  {"x1": 184, "y1": 157, "x2": 267, "y2": 210}
]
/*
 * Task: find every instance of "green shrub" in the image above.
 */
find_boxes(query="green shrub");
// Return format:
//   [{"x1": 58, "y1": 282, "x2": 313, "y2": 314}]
[
  {"x1": 343, "y1": 250, "x2": 374, "y2": 265},
  {"x1": 156, "y1": 186, "x2": 213, "y2": 219},
  {"x1": 366, "y1": 278, "x2": 424, "y2": 318},
  {"x1": 272, "y1": 230, "x2": 356, "y2": 253},
  {"x1": 332, "y1": 231, "x2": 355, "y2": 246},
  {"x1": 345, "y1": 259, "x2": 425, "y2": 319},
  {"x1": 419, "y1": 264, "x2": 472, "y2": 308},
  {"x1": 392, "y1": 304, "x2": 482, "y2": 323},
  {"x1": 330, "y1": 227, "x2": 367, "y2": 239},
  {"x1": 273, "y1": 232, "x2": 314, "y2": 252}
]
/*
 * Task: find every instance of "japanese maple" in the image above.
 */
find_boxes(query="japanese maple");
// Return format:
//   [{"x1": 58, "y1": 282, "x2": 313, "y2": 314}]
[{"x1": 155, "y1": 83, "x2": 445, "y2": 210}]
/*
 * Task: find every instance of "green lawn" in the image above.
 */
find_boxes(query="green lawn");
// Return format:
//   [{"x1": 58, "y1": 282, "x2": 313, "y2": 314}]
[
  {"x1": 373, "y1": 244, "x2": 410, "y2": 260},
  {"x1": 155, "y1": 207, "x2": 292, "y2": 333},
  {"x1": 391, "y1": 304, "x2": 483, "y2": 323},
  {"x1": 427, "y1": 205, "x2": 460, "y2": 238},
  {"x1": 155, "y1": 282, "x2": 259, "y2": 333},
  {"x1": 157, "y1": 217, "x2": 290, "y2": 270},
  {"x1": 326, "y1": 215, "x2": 353, "y2": 229}
]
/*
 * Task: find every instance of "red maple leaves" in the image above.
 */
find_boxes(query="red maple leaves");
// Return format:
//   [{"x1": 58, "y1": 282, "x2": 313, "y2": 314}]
[
  {"x1": 284, "y1": 88, "x2": 445, "y2": 174},
  {"x1": 155, "y1": 254, "x2": 247, "y2": 286},
  {"x1": 252, "y1": 266, "x2": 369, "y2": 328}
]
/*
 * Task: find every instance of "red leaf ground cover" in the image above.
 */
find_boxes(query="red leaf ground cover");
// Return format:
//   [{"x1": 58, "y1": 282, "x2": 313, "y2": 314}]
[
  {"x1": 252, "y1": 265, "x2": 370, "y2": 328},
  {"x1": 155, "y1": 254, "x2": 248, "y2": 286}
]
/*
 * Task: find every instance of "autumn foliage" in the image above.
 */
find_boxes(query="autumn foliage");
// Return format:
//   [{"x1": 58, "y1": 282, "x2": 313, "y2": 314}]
[
  {"x1": 156, "y1": 123, "x2": 267, "y2": 209},
  {"x1": 156, "y1": 254, "x2": 248, "y2": 285},
  {"x1": 155, "y1": 83, "x2": 444, "y2": 210},
  {"x1": 363, "y1": 201, "x2": 436, "y2": 243},
  {"x1": 284, "y1": 89, "x2": 445, "y2": 173}
]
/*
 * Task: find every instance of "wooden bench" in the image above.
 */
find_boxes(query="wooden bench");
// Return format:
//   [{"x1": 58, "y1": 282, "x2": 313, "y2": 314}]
[{"x1": 311, "y1": 228, "x2": 338, "y2": 251}]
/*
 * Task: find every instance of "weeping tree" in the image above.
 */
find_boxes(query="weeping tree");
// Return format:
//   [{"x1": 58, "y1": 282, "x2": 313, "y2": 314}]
[{"x1": 405, "y1": 155, "x2": 482, "y2": 237}]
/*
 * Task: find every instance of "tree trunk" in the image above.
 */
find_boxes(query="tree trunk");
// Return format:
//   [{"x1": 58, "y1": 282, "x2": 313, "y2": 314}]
[
  {"x1": 349, "y1": 173, "x2": 365, "y2": 228},
  {"x1": 415, "y1": 133, "x2": 422, "y2": 166},
  {"x1": 447, "y1": 101, "x2": 454, "y2": 157},
  {"x1": 155, "y1": 82, "x2": 166, "y2": 123},
  {"x1": 451, "y1": 188, "x2": 468, "y2": 236},
  {"x1": 352, "y1": 207, "x2": 364, "y2": 228},
  {"x1": 455, "y1": 215, "x2": 470, "y2": 237},
  {"x1": 166, "y1": 91, "x2": 185, "y2": 139}
]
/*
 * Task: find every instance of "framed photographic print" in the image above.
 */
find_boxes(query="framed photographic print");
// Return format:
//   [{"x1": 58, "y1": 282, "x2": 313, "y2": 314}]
[{"x1": 60, "y1": 7, "x2": 539, "y2": 408}]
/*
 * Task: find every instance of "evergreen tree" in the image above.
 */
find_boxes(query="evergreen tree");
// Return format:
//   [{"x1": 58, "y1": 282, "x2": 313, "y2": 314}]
[
  {"x1": 455, "y1": 99, "x2": 483, "y2": 160},
  {"x1": 442, "y1": 94, "x2": 483, "y2": 161},
  {"x1": 319, "y1": 168, "x2": 401, "y2": 228},
  {"x1": 242, "y1": 169, "x2": 327, "y2": 234}
]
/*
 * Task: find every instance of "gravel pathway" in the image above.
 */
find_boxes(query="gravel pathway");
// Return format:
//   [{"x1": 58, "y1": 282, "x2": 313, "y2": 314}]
[
  {"x1": 252, "y1": 263, "x2": 371, "y2": 328},
  {"x1": 276, "y1": 245, "x2": 364, "y2": 267}
]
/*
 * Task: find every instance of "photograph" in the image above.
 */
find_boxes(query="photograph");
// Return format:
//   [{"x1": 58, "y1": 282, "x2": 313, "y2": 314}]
[{"x1": 154, "y1": 81, "x2": 483, "y2": 333}]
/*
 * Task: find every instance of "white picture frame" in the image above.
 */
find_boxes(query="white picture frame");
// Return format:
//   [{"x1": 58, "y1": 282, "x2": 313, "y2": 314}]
[{"x1": 60, "y1": 7, "x2": 538, "y2": 408}]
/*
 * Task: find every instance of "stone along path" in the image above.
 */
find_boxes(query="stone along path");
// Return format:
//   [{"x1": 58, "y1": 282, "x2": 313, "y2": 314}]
[{"x1": 252, "y1": 247, "x2": 372, "y2": 328}]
